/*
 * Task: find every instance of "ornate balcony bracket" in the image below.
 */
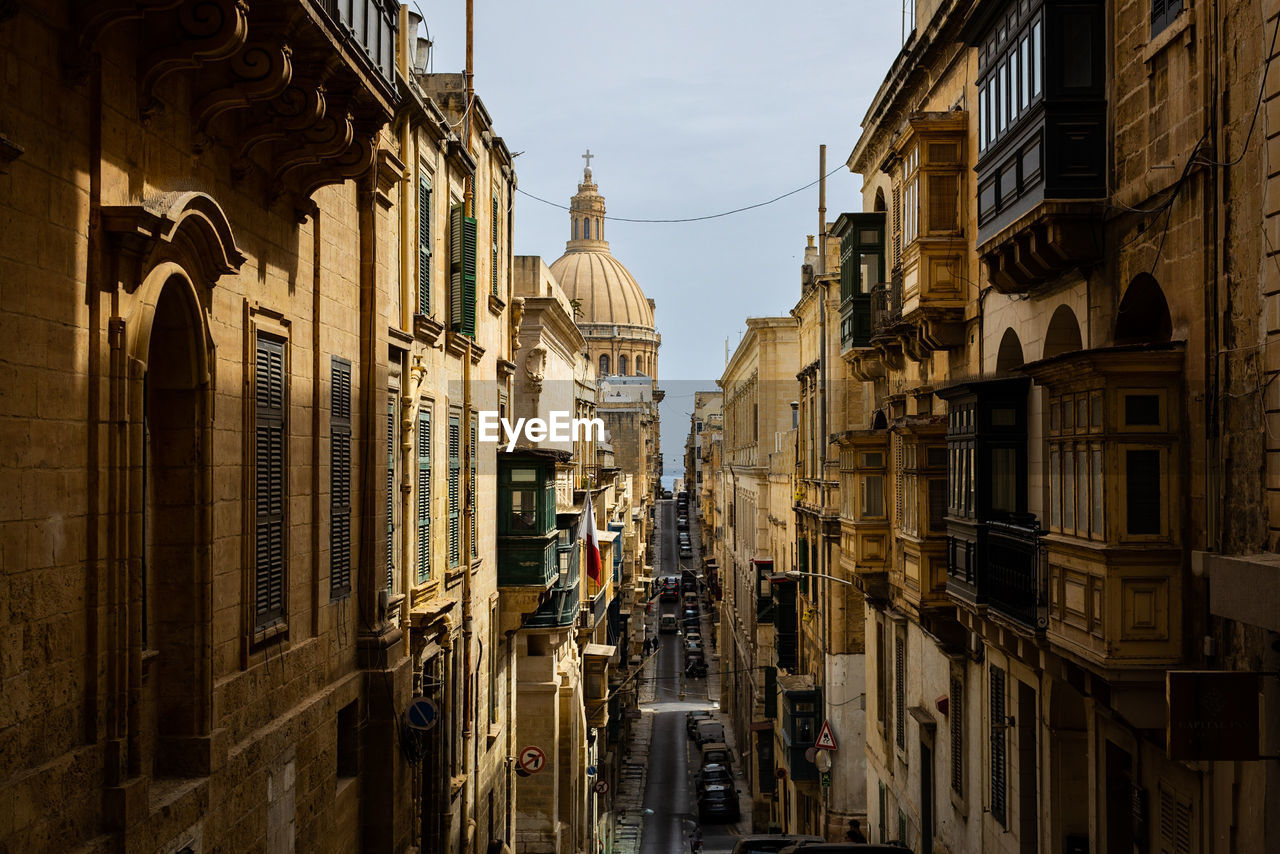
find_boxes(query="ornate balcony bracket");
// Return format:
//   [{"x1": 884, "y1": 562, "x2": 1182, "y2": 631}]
[
  {"x1": 980, "y1": 205, "x2": 1103, "y2": 293},
  {"x1": 192, "y1": 37, "x2": 295, "y2": 150},
  {"x1": 100, "y1": 191, "x2": 246, "y2": 292},
  {"x1": 138, "y1": 0, "x2": 251, "y2": 121}
]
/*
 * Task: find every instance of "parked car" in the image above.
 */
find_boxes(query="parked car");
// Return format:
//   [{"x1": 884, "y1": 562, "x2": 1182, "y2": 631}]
[
  {"x1": 683, "y1": 639, "x2": 704, "y2": 656},
  {"x1": 697, "y1": 784, "x2": 740, "y2": 822},
  {"x1": 659, "y1": 614, "x2": 678, "y2": 634},
  {"x1": 685, "y1": 710, "x2": 713, "y2": 737},
  {"x1": 681, "y1": 572, "x2": 698, "y2": 592},
  {"x1": 777, "y1": 845, "x2": 908, "y2": 854},
  {"x1": 700, "y1": 742, "x2": 732, "y2": 768},
  {"x1": 696, "y1": 763, "x2": 733, "y2": 789},
  {"x1": 683, "y1": 629, "x2": 702, "y2": 643},
  {"x1": 694, "y1": 721, "x2": 725, "y2": 746},
  {"x1": 730, "y1": 835, "x2": 825, "y2": 854},
  {"x1": 683, "y1": 592, "x2": 700, "y2": 609},
  {"x1": 680, "y1": 546, "x2": 693, "y2": 558},
  {"x1": 685, "y1": 659, "x2": 707, "y2": 678}
]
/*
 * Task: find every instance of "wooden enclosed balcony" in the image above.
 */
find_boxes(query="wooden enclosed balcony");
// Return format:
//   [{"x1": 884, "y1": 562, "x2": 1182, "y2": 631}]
[{"x1": 947, "y1": 518, "x2": 1046, "y2": 633}]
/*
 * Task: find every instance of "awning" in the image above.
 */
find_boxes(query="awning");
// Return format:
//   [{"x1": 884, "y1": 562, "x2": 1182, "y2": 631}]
[{"x1": 582, "y1": 643, "x2": 617, "y2": 659}]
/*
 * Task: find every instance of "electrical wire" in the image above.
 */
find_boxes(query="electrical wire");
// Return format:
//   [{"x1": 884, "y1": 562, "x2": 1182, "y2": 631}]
[
  {"x1": 516, "y1": 165, "x2": 848, "y2": 224},
  {"x1": 1193, "y1": 5, "x2": 1280, "y2": 168}
]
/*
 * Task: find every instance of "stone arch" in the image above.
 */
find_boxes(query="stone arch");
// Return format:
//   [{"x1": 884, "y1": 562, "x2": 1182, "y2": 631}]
[
  {"x1": 874, "y1": 187, "x2": 887, "y2": 212},
  {"x1": 871, "y1": 409, "x2": 888, "y2": 430},
  {"x1": 996, "y1": 327, "x2": 1024, "y2": 372},
  {"x1": 1115, "y1": 273, "x2": 1172, "y2": 345},
  {"x1": 131, "y1": 264, "x2": 216, "y2": 778},
  {"x1": 1043, "y1": 304, "x2": 1083, "y2": 359}
]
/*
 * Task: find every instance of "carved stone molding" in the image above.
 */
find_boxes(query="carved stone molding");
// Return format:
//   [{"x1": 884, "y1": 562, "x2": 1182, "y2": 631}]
[
  {"x1": 139, "y1": 0, "x2": 250, "y2": 119},
  {"x1": 192, "y1": 37, "x2": 294, "y2": 148},
  {"x1": 100, "y1": 191, "x2": 245, "y2": 292}
]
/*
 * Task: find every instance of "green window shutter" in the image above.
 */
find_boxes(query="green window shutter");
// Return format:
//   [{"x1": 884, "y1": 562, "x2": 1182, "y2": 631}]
[
  {"x1": 450, "y1": 204, "x2": 464, "y2": 331},
  {"x1": 330, "y1": 358, "x2": 352, "y2": 597},
  {"x1": 462, "y1": 213, "x2": 477, "y2": 336},
  {"x1": 417, "y1": 408, "x2": 431, "y2": 583},
  {"x1": 990, "y1": 664, "x2": 1007, "y2": 826},
  {"x1": 448, "y1": 411, "x2": 461, "y2": 567},
  {"x1": 470, "y1": 414, "x2": 478, "y2": 558},
  {"x1": 254, "y1": 334, "x2": 287, "y2": 627},
  {"x1": 449, "y1": 205, "x2": 477, "y2": 336},
  {"x1": 418, "y1": 178, "x2": 431, "y2": 315},
  {"x1": 491, "y1": 193, "x2": 500, "y2": 297},
  {"x1": 386, "y1": 396, "x2": 395, "y2": 592}
]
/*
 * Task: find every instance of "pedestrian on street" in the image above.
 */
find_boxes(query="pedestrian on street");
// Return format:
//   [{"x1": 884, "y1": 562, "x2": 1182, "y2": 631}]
[{"x1": 845, "y1": 818, "x2": 867, "y2": 843}]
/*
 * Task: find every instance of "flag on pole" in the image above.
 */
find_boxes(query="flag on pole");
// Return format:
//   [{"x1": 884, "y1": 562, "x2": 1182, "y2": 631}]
[{"x1": 581, "y1": 490, "x2": 602, "y2": 584}]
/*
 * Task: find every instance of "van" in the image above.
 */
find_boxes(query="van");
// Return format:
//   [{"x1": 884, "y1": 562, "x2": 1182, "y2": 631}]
[
  {"x1": 659, "y1": 614, "x2": 678, "y2": 633},
  {"x1": 700, "y1": 742, "x2": 733, "y2": 768}
]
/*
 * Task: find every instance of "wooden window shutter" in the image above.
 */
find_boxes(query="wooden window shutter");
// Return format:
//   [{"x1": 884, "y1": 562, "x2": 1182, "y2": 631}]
[
  {"x1": 448, "y1": 410, "x2": 461, "y2": 567},
  {"x1": 330, "y1": 358, "x2": 353, "y2": 597},
  {"x1": 417, "y1": 408, "x2": 431, "y2": 583},
  {"x1": 469, "y1": 413, "x2": 478, "y2": 558},
  {"x1": 894, "y1": 632, "x2": 906, "y2": 750},
  {"x1": 386, "y1": 396, "x2": 395, "y2": 592},
  {"x1": 491, "y1": 193, "x2": 500, "y2": 296},
  {"x1": 990, "y1": 664, "x2": 1008, "y2": 826},
  {"x1": 418, "y1": 178, "x2": 431, "y2": 315},
  {"x1": 891, "y1": 185, "x2": 902, "y2": 266},
  {"x1": 1158, "y1": 784, "x2": 1192, "y2": 854},
  {"x1": 449, "y1": 204, "x2": 478, "y2": 336},
  {"x1": 254, "y1": 334, "x2": 287, "y2": 627},
  {"x1": 950, "y1": 675, "x2": 964, "y2": 796},
  {"x1": 928, "y1": 173, "x2": 959, "y2": 232}
]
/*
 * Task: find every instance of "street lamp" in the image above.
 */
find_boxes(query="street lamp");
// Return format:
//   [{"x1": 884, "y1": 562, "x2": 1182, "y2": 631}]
[{"x1": 775, "y1": 569, "x2": 854, "y2": 587}]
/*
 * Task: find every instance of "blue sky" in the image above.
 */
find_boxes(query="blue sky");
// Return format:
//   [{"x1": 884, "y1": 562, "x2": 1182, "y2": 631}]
[{"x1": 420, "y1": 0, "x2": 905, "y2": 482}]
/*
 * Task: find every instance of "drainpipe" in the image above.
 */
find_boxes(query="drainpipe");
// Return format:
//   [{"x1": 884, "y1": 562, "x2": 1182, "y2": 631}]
[{"x1": 461, "y1": 337, "x2": 476, "y2": 854}]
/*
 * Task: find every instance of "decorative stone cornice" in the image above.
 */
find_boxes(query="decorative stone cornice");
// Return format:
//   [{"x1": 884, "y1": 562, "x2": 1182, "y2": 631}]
[{"x1": 100, "y1": 191, "x2": 245, "y2": 291}]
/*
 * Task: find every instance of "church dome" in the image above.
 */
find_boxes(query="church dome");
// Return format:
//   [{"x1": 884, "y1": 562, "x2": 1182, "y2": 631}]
[{"x1": 549, "y1": 155, "x2": 655, "y2": 329}]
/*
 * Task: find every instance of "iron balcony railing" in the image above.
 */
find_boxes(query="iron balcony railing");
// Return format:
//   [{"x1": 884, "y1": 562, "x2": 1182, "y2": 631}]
[
  {"x1": 870, "y1": 270, "x2": 903, "y2": 335},
  {"x1": 316, "y1": 0, "x2": 399, "y2": 85},
  {"x1": 947, "y1": 517, "x2": 1045, "y2": 633}
]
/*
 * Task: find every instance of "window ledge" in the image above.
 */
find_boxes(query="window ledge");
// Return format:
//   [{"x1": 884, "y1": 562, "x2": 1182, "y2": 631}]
[
  {"x1": 488, "y1": 293, "x2": 506, "y2": 316},
  {"x1": 1143, "y1": 9, "x2": 1192, "y2": 66},
  {"x1": 389, "y1": 325, "x2": 414, "y2": 347},
  {"x1": 252, "y1": 621, "x2": 288, "y2": 648},
  {"x1": 414, "y1": 314, "x2": 445, "y2": 346}
]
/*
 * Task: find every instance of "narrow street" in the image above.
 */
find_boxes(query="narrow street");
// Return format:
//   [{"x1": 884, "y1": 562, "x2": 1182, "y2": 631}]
[{"x1": 637, "y1": 498, "x2": 747, "y2": 854}]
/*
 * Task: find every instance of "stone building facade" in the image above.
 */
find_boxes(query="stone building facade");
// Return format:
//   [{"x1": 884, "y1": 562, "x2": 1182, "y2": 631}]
[{"x1": 713, "y1": 316, "x2": 800, "y2": 830}]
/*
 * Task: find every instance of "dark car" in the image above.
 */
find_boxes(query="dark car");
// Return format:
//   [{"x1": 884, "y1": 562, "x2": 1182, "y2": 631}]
[
  {"x1": 777, "y1": 845, "x2": 910, "y2": 854},
  {"x1": 696, "y1": 762, "x2": 733, "y2": 789},
  {"x1": 697, "y1": 784, "x2": 740, "y2": 822},
  {"x1": 680, "y1": 547, "x2": 694, "y2": 559},
  {"x1": 694, "y1": 720, "x2": 726, "y2": 746},
  {"x1": 685, "y1": 710, "x2": 713, "y2": 737},
  {"x1": 682, "y1": 573, "x2": 698, "y2": 592},
  {"x1": 730, "y1": 835, "x2": 826, "y2": 854}
]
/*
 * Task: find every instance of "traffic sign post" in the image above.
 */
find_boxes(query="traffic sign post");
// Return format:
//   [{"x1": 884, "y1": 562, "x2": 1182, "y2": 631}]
[
  {"x1": 406, "y1": 697, "x2": 440, "y2": 732},
  {"x1": 815, "y1": 720, "x2": 838, "y2": 751},
  {"x1": 594, "y1": 780, "x2": 609, "y2": 795},
  {"x1": 517, "y1": 745, "x2": 547, "y2": 775}
]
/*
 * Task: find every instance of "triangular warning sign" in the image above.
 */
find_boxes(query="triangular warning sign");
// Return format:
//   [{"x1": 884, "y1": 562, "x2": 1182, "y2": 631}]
[{"x1": 815, "y1": 720, "x2": 837, "y2": 750}]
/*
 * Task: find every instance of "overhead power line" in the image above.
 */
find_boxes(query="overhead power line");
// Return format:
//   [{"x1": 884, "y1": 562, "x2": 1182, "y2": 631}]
[{"x1": 516, "y1": 165, "x2": 848, "y2": 224}]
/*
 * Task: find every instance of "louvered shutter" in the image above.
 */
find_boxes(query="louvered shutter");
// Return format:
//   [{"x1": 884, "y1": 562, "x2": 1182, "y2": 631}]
[
  {"x1": 449, "y1": 205, "x2": 479, "y2": 337},
  {"x1": 330, "y1": 358, "x2": 352, "y2": 597},
  {"x1": 1151, "y1": 0, "x2": 1182, "y2": 34},
  {"x1": 894, "y1": 633, "x2": 906, "y2": 750},
  {"x1": 418, "y1": 178, "x2": 432, "y2": 315},
  {"x1": 928, "y1": 173, "x2": 959, "y2": 233},
  {"x1": 469, "y1": 414, "x2": 478, "y2": 558},
  {"x1": 990, "y1": 664, "x2": 1008, "y2": 826},
  {"x1": 491, "y1": 193, "x2": 500, "y2": 296},
  {"x1": 891, "y1": 185, "x2": 902, "y2": 266},
  {"x1": 448, "y1": 411, "x2": 461, "y2": 567},
  {"x1": 1158, "y1": 784, "x2": 1192, "y2": 854},
  {"x1": 386, "y1": 396, "x2": 395, "y2": 592},
  {"x1": 255, "y1": 334, "x2": 287, "y2": 627},
  {"x1": 950, "y1": 675, "x2": 964, "y2": 795},
  {"x1": 417, "y1": 408, "x2": 431, "y2": 583}
]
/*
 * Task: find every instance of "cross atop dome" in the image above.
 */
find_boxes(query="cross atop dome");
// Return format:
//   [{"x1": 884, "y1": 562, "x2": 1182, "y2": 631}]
[{"x1": 582, "y1": 148, "x2": 594, "y2": 180}]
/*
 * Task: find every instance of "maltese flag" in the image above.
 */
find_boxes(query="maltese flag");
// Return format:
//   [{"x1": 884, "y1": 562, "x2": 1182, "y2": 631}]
[{"x1": 581, "y1": 491, "x2": 602, "y2": 585}]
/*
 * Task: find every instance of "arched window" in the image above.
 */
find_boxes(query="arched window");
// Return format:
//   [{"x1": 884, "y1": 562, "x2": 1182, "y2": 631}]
[
  {"x1": 1044, "y1": 305, "x2": 1083, "y2": 359},
  {"x1": 573, "y1": 219, "x2": 578, "y2": 240},
  {"x1": 1115, "y1": 274, "x2": 1172, "y2": 345},
  {"x1": 584, "y1": 218, "x2": 591, "y2": 240},
  {"x1": 597, "y1": 218, "x2": 602, "y2": 239},
  {"x1": 618, "y1": 354, "x2": 628, "y2": 375},
  {"x1": 995, "y1": 328, "x2": 1024, "y2": 373},
  {"x1": 634, "y1": 356, "x2": 643, "y2": 375},
  {"x1": 599, "y1": 354, "x2": 610, "y2": 375}
]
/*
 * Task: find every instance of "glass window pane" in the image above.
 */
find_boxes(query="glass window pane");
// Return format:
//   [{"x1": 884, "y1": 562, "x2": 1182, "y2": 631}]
[
  {"x1": 1076, "y1": 448, "x2": 1087, "y2": 531},
  {"x1": 1021, "y1": 37, "x2": 1031, "y2": 107},
  {"x1": 1050, "y1": 448, "x2": 1061, "y2": 528},
  {"x1": 1091, "y1": 447, "x2": 1104, "y2": 536},
  {"x1": 1010, "y1": 49, "x2": 1020, "y2": 120},
  {"x1": 991, "y1": 447, "x2": 1018, "y2": 513},
  {"x1": 865, "y1": 475, "x2": 886, "y2": 518},
  {"x1": 1033, "y1": 20, "x2": 1043, "y2": 95},
  {"x1": 861, "y1": 252, "x2": 882, "y2": 292},
  {"x1": 511, "y1": 489, "x2": 537, "y2": 531},
  {"x1": 1063, "y1": 448, "x2": 1075, "y2": 531},
  {"x1": 1126, "y1": 449, "x2": 1162, "y2": 534}
]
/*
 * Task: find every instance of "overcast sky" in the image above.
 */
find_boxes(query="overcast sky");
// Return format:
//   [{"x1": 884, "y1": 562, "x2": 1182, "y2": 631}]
[{"x1": 421, "y1": 0, "x2": 905, "y2": 482}]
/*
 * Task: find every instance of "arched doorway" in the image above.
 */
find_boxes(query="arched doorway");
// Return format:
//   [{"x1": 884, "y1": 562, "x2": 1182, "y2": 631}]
[
  {"x1": 1043, "y1": 305, "x2": 1083, "y2": 358},
  {"x1": 995, "y1": 327, "x2": 1024, "y2": 372},
  {"x1": 144, "y1": 275, "x2": 212, "y2": 777},
  {"x1": 1115, "y1": 274, "x2": 1172, "y2": 345}
]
